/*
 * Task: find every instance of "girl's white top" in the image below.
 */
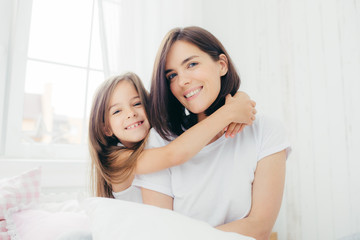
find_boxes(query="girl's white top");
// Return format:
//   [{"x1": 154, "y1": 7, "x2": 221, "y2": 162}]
[
  {"x1": 133, "y1": 114, "x2": 291, "y2": 227},
  {"x1": 112, "y1": 185, "x2": 142, "y2": 203}
]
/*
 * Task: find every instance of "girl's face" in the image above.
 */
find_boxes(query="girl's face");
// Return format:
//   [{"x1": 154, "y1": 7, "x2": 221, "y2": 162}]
[
  {"x1": 106, "y1": 80, "x2": 150, "y2": 148},
  {"x1": 165, "y1": 40, "x2": 228, "y2": 120}
]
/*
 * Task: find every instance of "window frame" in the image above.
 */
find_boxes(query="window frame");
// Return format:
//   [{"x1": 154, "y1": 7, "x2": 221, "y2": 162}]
[{"x1": 2, "y1": 0, "x2": 98, "y2": 160}]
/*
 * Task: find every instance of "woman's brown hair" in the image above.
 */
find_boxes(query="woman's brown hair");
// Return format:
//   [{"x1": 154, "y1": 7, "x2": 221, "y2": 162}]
[
  {"x1": 150, "y1": 26, "x2": 240, "y2": 141},
  {"x1": 89, "y1": 72, "x2": 149, "y2": 198}
]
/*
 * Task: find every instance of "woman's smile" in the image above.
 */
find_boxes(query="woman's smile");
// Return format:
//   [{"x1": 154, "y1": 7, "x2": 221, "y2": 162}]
[{"x1": 184, "y1": 86, "x2": 203, "y2": 100}]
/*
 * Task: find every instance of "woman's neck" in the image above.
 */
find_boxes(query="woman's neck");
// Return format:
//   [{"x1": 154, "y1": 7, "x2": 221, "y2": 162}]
[
  {"x1": 197, "y1": 112, "x2": 207, "y2": 122},
  {"x1": 197, "y1": 113, "x2": 224, "y2": 145}
]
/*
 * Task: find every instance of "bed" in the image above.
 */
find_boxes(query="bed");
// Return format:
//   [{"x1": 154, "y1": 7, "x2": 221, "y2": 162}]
[{"x1": 0, "y1": 167, "x2": 255, "y2": 240}]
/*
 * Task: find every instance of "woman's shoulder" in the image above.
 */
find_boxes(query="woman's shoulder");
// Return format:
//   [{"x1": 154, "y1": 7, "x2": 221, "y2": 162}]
[
  {"x1": 252, "y1": 114, "x2": 286, "y2": 131},
  {"x1": 250, "y1": 114, "x2": 291, "y2": 160},
  {"x1": 245, "y1": 113, "x2": 289, "y2": 145}
]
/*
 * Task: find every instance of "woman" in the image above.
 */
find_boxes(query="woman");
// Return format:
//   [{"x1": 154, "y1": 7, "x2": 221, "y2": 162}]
[{"x1": 133, "y1": 26, "x2": 291, "y2": 240}]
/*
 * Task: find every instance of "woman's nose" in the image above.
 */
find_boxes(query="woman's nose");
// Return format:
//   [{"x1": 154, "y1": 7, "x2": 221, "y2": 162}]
[{"x1": 178, "y1": 74, "x2": 190, "y2": 86}]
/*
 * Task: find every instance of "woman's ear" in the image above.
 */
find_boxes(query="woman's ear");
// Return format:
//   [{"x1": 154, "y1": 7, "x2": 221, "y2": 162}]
[{"x1": 218, "y1": 54, "x2": 228, "y2": 76}]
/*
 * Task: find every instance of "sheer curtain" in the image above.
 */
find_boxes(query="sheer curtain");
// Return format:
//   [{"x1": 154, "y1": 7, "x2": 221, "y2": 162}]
[{"x1": 97, "y1": 0, "x2": 203, "y2": 89}]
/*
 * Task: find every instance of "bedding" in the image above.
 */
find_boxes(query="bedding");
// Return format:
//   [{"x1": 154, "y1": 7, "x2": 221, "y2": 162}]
[
  {"x1": 1, "y1": 168, "x2": 255, "y2": 240},
  {"x1": 5, "y1": 207, "x2": 90, "y2": 240},
  {"x1": 0, "y1": 220, "x2": 10, "y2": 240},
  {"x1": 84, "y1": 197, "x2": 254, "y2": 240}
]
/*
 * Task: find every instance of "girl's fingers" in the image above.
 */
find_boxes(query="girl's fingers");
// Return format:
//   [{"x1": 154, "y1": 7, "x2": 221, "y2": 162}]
[
  {"x1": 251, "y1": 100, "x2": 256, "y2": 107},
  {"x1": 239, "y1": 124, "x2": 246, "y2": 132},
  {"x1": 227, "y1": 123, "x2": 243, "y2": 138},
  {"x1": 232, "y1": 123, "x2": 243, "y2": 136},
  {"x1": 225, "y1": 122, "x2": 237, "y2": 138}
]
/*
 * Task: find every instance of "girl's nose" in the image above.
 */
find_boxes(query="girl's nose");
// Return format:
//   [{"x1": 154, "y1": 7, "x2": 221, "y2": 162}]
[{"x1": 126, "y1": 109, "x2": 137, "y2": 119}]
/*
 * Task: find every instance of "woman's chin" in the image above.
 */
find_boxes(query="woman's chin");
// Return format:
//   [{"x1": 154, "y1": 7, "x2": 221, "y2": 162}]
[{"x1": 187, "y1": 104, "x2": 211, "y2": 115}]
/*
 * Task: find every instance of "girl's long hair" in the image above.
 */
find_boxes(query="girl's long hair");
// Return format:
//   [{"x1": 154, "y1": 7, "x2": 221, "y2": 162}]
[{"x1": 89, "y1": 72, "x2": 150, "y2": 198}]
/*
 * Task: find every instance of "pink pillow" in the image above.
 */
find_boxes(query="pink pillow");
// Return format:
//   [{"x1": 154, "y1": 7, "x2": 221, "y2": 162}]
[
  {"x1": 6, "y1": 209, "x2": 91, "y2": 240},
  {"x1": 0, "y1": 232, "x2": 10, "y2": 240},
  {"x1": 0, "y1": 220, "x2": 7, "y2": 231},
  {"x1": 0, "y1": 220, "x2": 10, "y2": 240},
  {"x1": 0, "y1": 168, "x2": 41, "y2": 220}
]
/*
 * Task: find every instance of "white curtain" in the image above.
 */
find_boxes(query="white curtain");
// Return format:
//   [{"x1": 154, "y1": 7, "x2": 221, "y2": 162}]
[{"x1": 97, "y1": 0, "x2": 204, "y2": 89}]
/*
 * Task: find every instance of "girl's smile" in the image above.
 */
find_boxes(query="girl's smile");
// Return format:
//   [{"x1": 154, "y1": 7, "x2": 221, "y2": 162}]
[{"x1": 125, "y1": 121, "x2": 145, "y2": 130}]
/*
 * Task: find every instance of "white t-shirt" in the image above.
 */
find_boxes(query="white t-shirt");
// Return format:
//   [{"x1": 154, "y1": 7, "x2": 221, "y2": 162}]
[
  {"x1": 133, "y1": 115, "x2": 291, "y2": 227},
  {"x1": 112, "y1": 185, "x2": 142, "y2": 203}
]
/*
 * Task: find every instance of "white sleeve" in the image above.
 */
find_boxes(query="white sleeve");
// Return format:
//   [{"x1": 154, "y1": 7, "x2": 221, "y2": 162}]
[
  {"x1": 132, "y1": 128, "x2": 174, "y2": 197},
  {"x1": 133, "y1": 169, "x2": 173, "y2": 197},
  {"x1": 256, "y1": 115, "x2": 292, "y2": 161}
]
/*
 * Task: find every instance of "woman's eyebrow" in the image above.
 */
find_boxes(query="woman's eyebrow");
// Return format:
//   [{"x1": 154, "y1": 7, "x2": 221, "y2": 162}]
[
  {"x1": 181, "y1": 55, "x2": 199, "y2": 66},
  {"x1": 165, "y1": 55, "x2": 199, "y2": 74}
]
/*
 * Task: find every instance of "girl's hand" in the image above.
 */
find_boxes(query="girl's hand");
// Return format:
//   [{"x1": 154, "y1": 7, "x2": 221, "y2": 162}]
[
  {"x1": 224, "y1": 123, "x2": 246, "y2": 138},
  {"x1": 223, "y1": 92, "x2": 257, "y2": 138}
]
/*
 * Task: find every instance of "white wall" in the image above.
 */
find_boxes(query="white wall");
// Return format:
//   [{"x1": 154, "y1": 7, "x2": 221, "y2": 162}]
[{"x1": 201, "y1": 0, "x2": 360, "y2": 239}]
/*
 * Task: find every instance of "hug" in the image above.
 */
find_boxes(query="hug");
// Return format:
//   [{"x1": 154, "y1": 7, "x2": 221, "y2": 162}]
[{"x1": 89, "y1": 26, "x2": 291, "y2": 240}]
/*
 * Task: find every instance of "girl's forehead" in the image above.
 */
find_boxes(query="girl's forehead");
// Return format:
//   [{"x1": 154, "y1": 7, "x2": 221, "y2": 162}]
[
  {"x1": 115, "y1": 80, "x2": 136, "y2": 92},
  {"x1": 110, "y1": 81, "x2": 138, "y2": 103}
]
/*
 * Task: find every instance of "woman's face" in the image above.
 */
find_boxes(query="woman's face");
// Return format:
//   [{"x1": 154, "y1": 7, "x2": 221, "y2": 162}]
[
  {"x1": 106, "y1": 80, "x2": 150, "y2": 148},
  {"x1": 165, "y1": 40, "x2": 228, "y2": 119}
]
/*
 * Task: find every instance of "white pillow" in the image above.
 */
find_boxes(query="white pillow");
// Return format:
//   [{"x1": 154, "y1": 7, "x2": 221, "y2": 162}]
[
  {"x1": 5, "y1": 207, "x2": 91, "y2": 240},
  {"x1": 83, "y1": 197, "x2": 254, "y2": 240}
]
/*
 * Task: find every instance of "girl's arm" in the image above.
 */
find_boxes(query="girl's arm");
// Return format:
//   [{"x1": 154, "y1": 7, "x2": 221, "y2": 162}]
[
  {"x1": 216, "y1": 150, "x2": 286, "y2": 240},
  {"x1": 135, "y1": 92, "x2": 256, "y2": 174}
]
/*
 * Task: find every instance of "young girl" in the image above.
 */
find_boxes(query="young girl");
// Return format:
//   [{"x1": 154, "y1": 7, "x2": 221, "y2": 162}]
[{"x1": 89, "y1": 72, "x2": 256, "y2": 201}]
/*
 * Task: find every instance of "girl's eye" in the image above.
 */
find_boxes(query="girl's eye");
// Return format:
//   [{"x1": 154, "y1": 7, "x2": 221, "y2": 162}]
[
  {"x1": 166, "y1": 73, "x2": 177, "y2": 81},
  {"x1": 112, "y1": 110, "x2": 121, "y2": 115},
  {"x1": 188, "y1": 62, "x2": 198, "y2": 68},
  {"x1": 134, "y1": 102, "x2": 142, "y2": 107}
]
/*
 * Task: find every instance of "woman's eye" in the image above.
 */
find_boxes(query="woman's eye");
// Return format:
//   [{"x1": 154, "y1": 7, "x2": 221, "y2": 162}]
[
  {"x1": 188, "y1": 62, "x2": 198, "y2": 68},
  {"x1": 167, "y1": 73, "x2": 177, "y2": 81},
  {"x1": 134, "y1": 102, "x2": 142, "y2": 107}
]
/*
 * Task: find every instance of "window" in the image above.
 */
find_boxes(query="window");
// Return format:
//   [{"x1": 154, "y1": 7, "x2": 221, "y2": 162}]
[{"x1": 4, "y1": 0, "x2": 104, "y2": 159}]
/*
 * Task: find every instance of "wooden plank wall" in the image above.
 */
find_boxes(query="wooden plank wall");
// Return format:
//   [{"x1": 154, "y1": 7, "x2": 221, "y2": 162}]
[{"x1": 202, "y1": 0, "x2": 360, "y2": 239}]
